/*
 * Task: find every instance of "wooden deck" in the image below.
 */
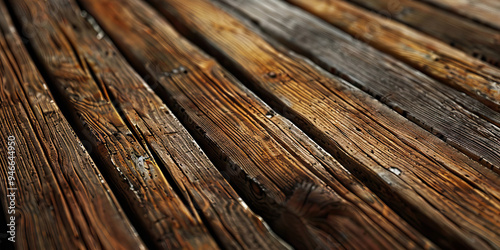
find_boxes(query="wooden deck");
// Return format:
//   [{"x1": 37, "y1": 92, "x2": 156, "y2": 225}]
[{"x1": 0, "y1": 0, "x2": 499, "y2": 249}]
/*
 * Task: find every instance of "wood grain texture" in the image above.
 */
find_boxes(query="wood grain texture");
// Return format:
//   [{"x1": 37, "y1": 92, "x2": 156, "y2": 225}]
[
  {"x1": 141, "y1": 0, "x2": 500, "y2": 248},
  {"x1": 78, "y1": 0, "x2": 438, "y2": 248},
  {"x1": 6, "y1": 0, "x2": 221, "y2": 248},
  {"x1": 344, "y1": 0, "x2": 500, "y2": 67},
  {"x1": 417, "y1": 0, "x2": 500, "y2": 31},
  {"x1": 288, "y1": 0, "x2": 500, "y2": 113},
  {"x1": 0, "y1": 1, "x2": 145, "y2": 249},
  {"x1": 210, "y1": 0, "x2": 500, "y2": 173},
  {"x1": 8, "y1": 0, "x2": 290, "y2": 248}
]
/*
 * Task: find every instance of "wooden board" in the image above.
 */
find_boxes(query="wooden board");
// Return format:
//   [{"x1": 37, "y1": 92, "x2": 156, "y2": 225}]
[
  {"x1": 206, "y1": 0, "x2": 500, "y2": 173},
  {"x1": 344, "y1": 0, "x2": 500, "y2": 67},
  {"x1": 7, "y1": 0, "x2": 216, "y2": 248},
  {"x1": 417, "y1": 0, "x2": 500, "y2": 31},
  {"x1": 137, "y1": 0, "x2": 500, "y2": 248},
  {"x1": 0, "y1": 1, "x2": 146, "y2": 248},
  {"x1": 287, "y1": 0, "x2": 500, "y2": 113},
  {"x1": 2, "y1": 0, "x2": 500, "y2": 247},
  {"x1": 77, "y1": 0, "x2": 441, "y2": 248},
  {"x1": 7, "y1": 0, "x2": 288, "y2": 248}
]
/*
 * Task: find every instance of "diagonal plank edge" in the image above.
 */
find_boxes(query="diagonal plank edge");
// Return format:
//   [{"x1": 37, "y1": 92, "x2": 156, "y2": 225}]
[
  {"x1": 416, "y1": 0, "x2": 500, "y2": 31},
  {"x1": 140, "y1": 0, "x2": 500, "y2": 248},
  {"x1": 344, "y1": 0, "x2": 500, "y2": 68},
  {"x1": 210, "y1": 0, "x2": 500, "y2": 174},
  {"x1": 0, "y1": 1, "x2": 146, "y2": 249},
  {"x1": 286, "y1": 0, "x2": 500, "y2": 114},
  {"x1": 6, "y1": 0, "x2": 218, "y2": 248},
  {"x1": 6, "y1": 0, "x2": 289, "y2": 248},
  {"x1": 79, "y1": 0, "x2": 439, "y2": 248}
]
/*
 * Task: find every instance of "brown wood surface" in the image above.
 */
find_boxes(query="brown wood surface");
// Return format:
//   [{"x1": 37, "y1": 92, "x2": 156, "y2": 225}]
[
  {"x1": 0, "y1": 1, "x2": 146, "y2": 249},
  {"x1": 208, "y1": 0, "x2": 500, "y2": 173},
  {"x1": 2, "y1": 0, "x2": 500, "y2": 247},
  {"x1": 7, "y1": 0, "x2": 219, "y2": 248},
  {"x1": 78, "y1": 0, "x2": 442, "y2": 248},
  {"x1": 7, "y1": 0, "x2": 290, "y2": 248},
  {"x1": 417, "y1": 0, "x2": 500, "y2": 31},
  {"x1": 344, "y1": 0, "x2": 500, "y2": 67},
  {"x1": 288, "y1": 0, "x2": 500, "y2": 113},
  {"x1": 138, "y1": 0, "x2": 500, "y2": 248}
]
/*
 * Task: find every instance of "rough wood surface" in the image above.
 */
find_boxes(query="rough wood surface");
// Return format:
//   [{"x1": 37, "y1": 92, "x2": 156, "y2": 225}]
[
  {"x1": 417, "y1": 0, "x2": 500, "y2": 31},
  {"x1": 78, "y1": 0, "x2": 440, "y2": 248},
  {"x1": 141, "y1": 0, "x2": 500, "y2": 248},
  {"x1": 209, "y1": 0, "x2": 500, "y2": 173},
  {"x1": 6, "y1": 0, "x2": 221, "y2": 248},
  {"x1": 288, "y1": 0, "x2": 500, "y2": 113},
  {"x1": 8, "y1": 0, "x2": 290, "y2": 248},
  {"x1": 344, "y1": 0, "x2": 500, "y2": 67},
  {"x1": 0, "y1": 1, "x2": 145, "y2": 249}
]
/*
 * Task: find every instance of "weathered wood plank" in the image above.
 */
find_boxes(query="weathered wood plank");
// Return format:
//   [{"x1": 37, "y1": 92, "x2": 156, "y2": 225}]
[
  {"x1": 7, "y1": 0, "x2": 290, "y2": 248},
  {"x1": 344, "y1": 0, "x2": 500, "y2": 67},
  {"x1": 79, "y1": 0, "x2": 438, "y2": 248},
  {"x1": 208, "y1": 0, "x2": 500, "y2": 173},
  {"x1": 6, "y1": 0, "x2": 219, "y2": 248},
  {"x1": 417, "y1": 0, "x2": 500, "y2": 31},
  {"x1": 0, "y1": 1, "x2": 145, "y2": 249},
  {"x1": 140, "y1": 0, "x2": 500, "y2": 248},
  {"x1": 287, "y1": 0, "x2": 500, "y2": 113}
]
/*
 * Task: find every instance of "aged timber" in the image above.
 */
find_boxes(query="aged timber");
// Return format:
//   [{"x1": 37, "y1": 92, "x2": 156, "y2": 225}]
[
  {"x1": 418, "y1": 0, "x2": 500, "y2": 31},
  {"x1": 287, "y1": 0, "x2": 500, "y2": 113},
  {"x1": 209, "y1": 0, "x2": 500, "y2": 173},
  {"x1": 7, "y1": 0, "x2": 218, "y2": 248},
  {"x1": 0, "y1": 1, "x2": 145, "y2": 249},
  {"x1": 8, "y1": 0, "x2": 288, "y2": 248},
  {"x1": 145, "y1": 0, "x2": 500, "y2": 248},
  {"x1": 1, "y1": 0, "x2": 500, "y2": 248},
  {"x1": 344, "y1": 0, "x2": 500, "y2": 67},
  {"x1": 79, "y1": 0, "x2": 440, "y2": 248}
]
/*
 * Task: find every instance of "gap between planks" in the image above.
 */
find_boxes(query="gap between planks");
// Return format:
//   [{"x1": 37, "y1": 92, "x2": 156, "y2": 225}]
[
  {"x1": 143, "y1": 0, "x2": 500, "y2": 248},
  {"x1": 78, "y1": 0, "x2": 443, "y2": 248},
  {"x1": 5, "y1": 0, "x2": 289, "y2": 248}
]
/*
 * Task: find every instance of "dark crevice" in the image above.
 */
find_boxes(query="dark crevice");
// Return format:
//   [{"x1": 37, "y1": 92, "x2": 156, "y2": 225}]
[
  {"x1": 82, "y1": 60, "x2": 192, "y2": 248},
  {"x1": 81, "y1": 58, "x2": 110, "y2": 104},
  {"x1": 136, "y1": 72, "x2": 303, "y2": 247},
  {"x1": 141, "y1": 138, "x2": 226, "y2": 247},
  {"x1": 343, "y1": 0, "x2": 500, "y2": 68},
  {"x1": 69, "y1": 1, "x2": 295, "y2": 248},
  {"x1": 66, "y1": 3, "x2": 234, "y2": 247},
  {"x1": 208, "y1": 0, "x2": 500, "y2": 170},
  {"x1": 130, "y1": 63, "x2": 310, "y2": 247},
  {"x1": 2, "y1": 4, "x2": 104, "y2": 250},
  {"x1": 73, "y1": 1, "x2": 490, "y2": 249},
  {"x1": 127, "y1": 113, "x2": 200, "y2": 219},
  {"x1": 3, "y1": 0, "x2": 75, "y2": 136},
  {"x1": 3, "y1": 1, "x2": 158, "y2": 249},
  {"x1": 285, "y1": 1, "x2": 500, "y2": 113},
  {"x1": 185, "y1": 191, "x2": 231, "y2": 249},
  {"x1": 137, "y1": 2, "x2": 487, "y2": 249},
  {"x1": 413, "y1": 0, "x2": 500, "y2": 32},
  {"x1": 78, "y1": 24, "x2": 224, "y2": 246},
  {"x1": 57, "y1": 22, "x2": 86, "y2": 70}
]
